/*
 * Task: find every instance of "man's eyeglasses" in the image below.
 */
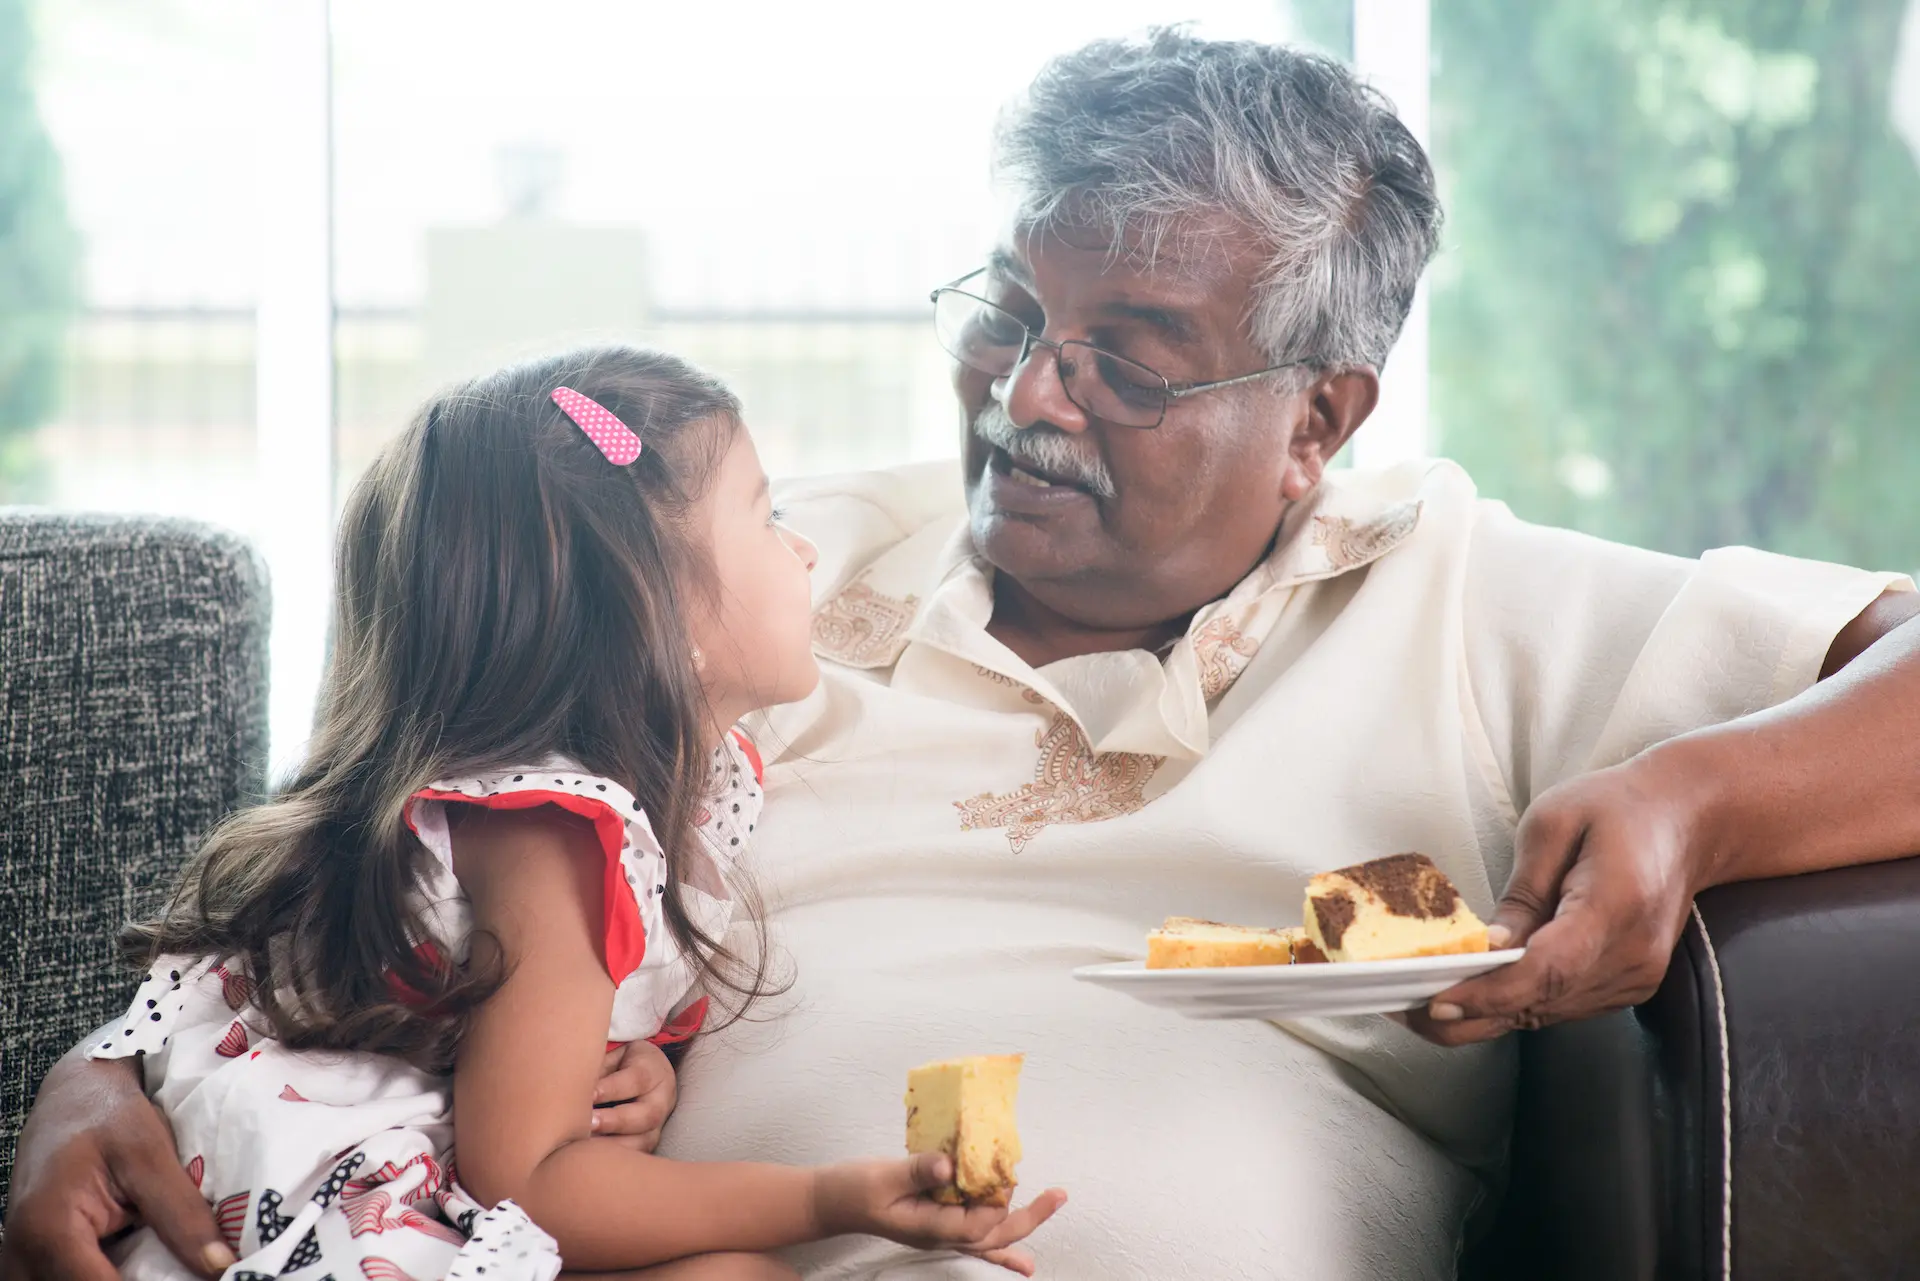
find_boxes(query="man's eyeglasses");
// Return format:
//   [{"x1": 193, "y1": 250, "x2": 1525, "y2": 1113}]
[{"x1": 929, "y1": 268, "x2": 1315, "y2": 430}]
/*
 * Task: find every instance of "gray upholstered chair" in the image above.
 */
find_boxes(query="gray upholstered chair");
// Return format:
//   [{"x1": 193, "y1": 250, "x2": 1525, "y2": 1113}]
[{"x1": 0, "y1": 513, "x2": 268, "y2": 1217}]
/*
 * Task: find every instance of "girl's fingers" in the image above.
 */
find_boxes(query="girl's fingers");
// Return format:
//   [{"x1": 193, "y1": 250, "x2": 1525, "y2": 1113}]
[
  {"x1": 901, "y1": 1152, "x2": 952, "y2": 1195},
  {"x1": 589, "y1": 1090, "x2": 672, "y2": 1137},
  {"x1": 964, "y1": 1189, "x2": 1068, "y2": 1250},
  {"x1": 592, "y1": 1063, "x2": 654, "y2": 1105},
  {"x1": 964, "y1": 1246, "x2": 1037, "y2": 1276},
  {"x1": 592, "y1": 1041, "x2": 672, "y2": 1105}
]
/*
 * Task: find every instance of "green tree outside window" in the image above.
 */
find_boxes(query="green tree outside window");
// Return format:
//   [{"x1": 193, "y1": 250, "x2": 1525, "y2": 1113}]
[
  {"x1": 0, "y1": 0, "x2": 78, "y2": 501},
  {"x1": 1431, "y1": 1, "x2": 1920, "y2": 569}
]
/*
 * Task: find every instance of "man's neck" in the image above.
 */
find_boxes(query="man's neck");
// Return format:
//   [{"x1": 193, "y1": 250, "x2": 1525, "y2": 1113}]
[{"x1": 986, "y1": 575, "x2": 1194, "y2": 669}]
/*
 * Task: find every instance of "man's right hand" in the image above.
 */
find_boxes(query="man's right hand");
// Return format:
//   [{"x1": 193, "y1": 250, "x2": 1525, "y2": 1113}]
[{"x1": 1, "y1": 1044, "x2": 234, "y2": 1281}]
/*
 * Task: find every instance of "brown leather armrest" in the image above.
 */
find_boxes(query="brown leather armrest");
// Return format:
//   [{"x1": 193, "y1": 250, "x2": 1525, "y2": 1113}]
[
  {"x1": 1689, "y1": 855, "x2": 1920, "y2": 1276},
  {"x1": 1469, "y1": 855, "x2": 1920, "y2": 1281}
]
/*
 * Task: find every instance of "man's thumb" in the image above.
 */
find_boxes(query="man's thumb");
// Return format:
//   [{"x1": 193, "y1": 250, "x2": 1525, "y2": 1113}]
[
  {"x1": 1494, "y1": 808, "x2": 1587, "y2": 949},
  {"x1": 116, "y1": 1146, "x2": 233, "y2": 1278}
]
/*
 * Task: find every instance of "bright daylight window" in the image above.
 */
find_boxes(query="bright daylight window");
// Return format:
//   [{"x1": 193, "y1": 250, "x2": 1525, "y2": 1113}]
[{"x1": 6, "y1": 0, "x2": 1918, "y2": 763}]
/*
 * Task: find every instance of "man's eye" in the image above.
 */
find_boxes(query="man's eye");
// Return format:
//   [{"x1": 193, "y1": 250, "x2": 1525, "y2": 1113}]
[
  {"x1": 1096, "y1": 353, "x2": 1166, "y2": 406},
  {"x1": 973, "y1": 309, "x2": 1027, "y2": 345}
]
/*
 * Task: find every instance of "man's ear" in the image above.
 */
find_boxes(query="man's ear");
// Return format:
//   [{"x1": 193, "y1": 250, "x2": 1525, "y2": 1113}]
[{"x1": 1281, "y1": 368, "x2": 1380, "y2": 500}]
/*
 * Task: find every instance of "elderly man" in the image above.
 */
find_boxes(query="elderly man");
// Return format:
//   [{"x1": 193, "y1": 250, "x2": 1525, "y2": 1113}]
[{"x1": 8, "y1": 29, "x2": 1920, "y2": 1281}]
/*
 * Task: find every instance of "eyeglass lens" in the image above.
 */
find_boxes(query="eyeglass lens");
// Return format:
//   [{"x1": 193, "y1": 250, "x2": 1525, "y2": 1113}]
[{"x1": 934, "y1": 289, "x2": 1168, "y2": 428}]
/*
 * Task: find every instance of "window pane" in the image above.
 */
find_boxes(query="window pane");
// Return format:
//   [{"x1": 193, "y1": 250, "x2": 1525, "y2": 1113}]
[
  {"x1": 1431, "y1": 2, "x2": 1920, "y2": 572},
  {"x1": 7, "y1": 0, "x2": 257, "y2": 520},
  {"x1": 329, "y1": 1, "x2": 1342, "y2": 497}
]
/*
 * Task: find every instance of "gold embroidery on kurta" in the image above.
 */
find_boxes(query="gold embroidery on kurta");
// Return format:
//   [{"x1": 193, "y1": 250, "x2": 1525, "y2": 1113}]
[
  {"x1": 1310, "y1": 501, "x2": 1422, "y2": 572},
  {"x1": 1191, "y1": 616, "x2": 1261, "y2": 702},
  {"x1": 972, "y1": 666, "x2": 1046, "y2": 704},
  {"x1": 955, "y1": 714, "x2": 1162, "y2": 854},
  {"x1": 811, "y1": 577, "x2": 919, "y2": 667}
]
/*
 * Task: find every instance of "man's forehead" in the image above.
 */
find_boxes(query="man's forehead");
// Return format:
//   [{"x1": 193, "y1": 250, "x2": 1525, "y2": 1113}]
[
  {"x1": 998, "y1": 218, "x2": 1267, "y2": 339},
  {"x1": 991, "y1": 214, "x2": 1262, "y2": 354},
  {"x1": 996, "y1": 214, "x2": 1259, "y2": 303}
]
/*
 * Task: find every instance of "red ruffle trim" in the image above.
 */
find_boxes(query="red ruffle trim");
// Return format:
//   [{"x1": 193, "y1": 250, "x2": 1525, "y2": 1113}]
[
  {"x1": 408, "y1": 787, "x2": 647, "y2": 987},
  {"x1": 643, "y1": 995, "x2": 709, "y2": 1049},
  {"x1": 730, "y1": 729, "x2": 764, "y2": 786}
]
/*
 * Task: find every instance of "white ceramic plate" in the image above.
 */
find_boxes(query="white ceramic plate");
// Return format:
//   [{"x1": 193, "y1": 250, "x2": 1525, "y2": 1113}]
[{"x1": 1072, "y1": 950, "x2": 1526, "y2": 1020}]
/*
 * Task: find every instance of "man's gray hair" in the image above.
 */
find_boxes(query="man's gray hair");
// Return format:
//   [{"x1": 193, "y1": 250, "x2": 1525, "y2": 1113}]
[{"x1": 994, "y1": 28, "x2": 1442, "y2": 373}]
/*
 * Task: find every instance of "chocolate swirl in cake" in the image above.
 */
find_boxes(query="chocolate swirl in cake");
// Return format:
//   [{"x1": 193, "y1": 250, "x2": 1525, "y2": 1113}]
[
  {"x1": 1311, "y1": 891, "x2": 1357, "y2": 948},
  {"x1": 1341, "y1": 853, "x2": 1460, "y2": 918}
]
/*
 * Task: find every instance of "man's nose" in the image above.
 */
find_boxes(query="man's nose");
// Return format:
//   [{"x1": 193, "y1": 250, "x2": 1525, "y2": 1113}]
[{"x1": 996, "y1": 338, "x2": 1091, "y2": 434}]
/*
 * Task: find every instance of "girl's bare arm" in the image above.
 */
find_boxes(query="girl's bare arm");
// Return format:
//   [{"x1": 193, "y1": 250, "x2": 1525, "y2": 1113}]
[{"x1": 449, "y1": 806, "x2": 822, "y2": 1269}]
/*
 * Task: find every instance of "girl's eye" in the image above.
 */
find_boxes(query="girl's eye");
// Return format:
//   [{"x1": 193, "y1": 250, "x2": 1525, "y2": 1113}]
[{"x1": 769, "y1": 506, "x2": 788, "y2": 527}]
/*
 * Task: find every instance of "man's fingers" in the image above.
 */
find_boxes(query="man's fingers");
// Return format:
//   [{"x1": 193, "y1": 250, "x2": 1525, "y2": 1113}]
[
  {"x1": 1400, "y1": 1007, "x2": 1515, "y2": 1046},
  {"x1": 1495, "y1": 807, "x2": 1590, "y2": 948},
  {"x1": 6, "y1": 1209, "x2": 142, "y2": 1281},
  {"x1": 112, "y1": 1145, "x2": 232, "y2": 1279},
  {"x1": 1414, "y1": 900, "x2": 1618, "y2": 1047},
  {"x1": 1440, "y1": 910, "x2": 1598, "y2": 1018}
]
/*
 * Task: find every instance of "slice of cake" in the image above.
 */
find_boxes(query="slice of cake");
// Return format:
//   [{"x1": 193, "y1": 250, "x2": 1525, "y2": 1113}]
[
  {"x1": 1146, "y1": 917, "x2": 1294, "y2": 969},
  {"x1": 1303, "y1": 853, "x2": 1490, "y2": 962},
  {"x1": 905, "y1": 1054, "x2": 1024, "y2": 1206},
  {"x1": 1288, "y1": 930, "x2": 1329, "y2": 964}
]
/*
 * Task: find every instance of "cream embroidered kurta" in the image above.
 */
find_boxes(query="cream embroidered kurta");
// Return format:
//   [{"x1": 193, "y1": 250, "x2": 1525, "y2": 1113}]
[{"x1": 658, "y1": 458, "x2": 1909, "y2": 1281}]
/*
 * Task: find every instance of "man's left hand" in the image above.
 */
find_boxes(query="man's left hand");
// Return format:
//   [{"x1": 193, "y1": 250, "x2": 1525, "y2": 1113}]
[
  {"x1": 1405, "y1": 749, "x2": 1706, "y2": 1046},
  {"x1": 590, "y1": 1039, "x2": 678, "y2": 1150}
]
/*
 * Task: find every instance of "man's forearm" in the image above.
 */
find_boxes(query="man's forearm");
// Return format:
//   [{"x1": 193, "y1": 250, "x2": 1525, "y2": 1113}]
[
  {"x1": 18, "y1": 1026, "x2": 144, "y2": 1140},
  {"x1": 1669, "y1": 606, "x2": 1920, "y2": 889}
]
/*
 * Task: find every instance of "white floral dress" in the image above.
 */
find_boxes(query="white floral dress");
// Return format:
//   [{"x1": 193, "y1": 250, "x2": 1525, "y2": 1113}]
[{"x1": 93, "y1": 734, "x2": 765, "y2": 1281}]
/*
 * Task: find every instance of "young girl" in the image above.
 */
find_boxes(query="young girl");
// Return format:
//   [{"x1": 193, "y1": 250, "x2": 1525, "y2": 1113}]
[{"x1": 92, "y1": 346, "x2": 1065, "y2": 1281}]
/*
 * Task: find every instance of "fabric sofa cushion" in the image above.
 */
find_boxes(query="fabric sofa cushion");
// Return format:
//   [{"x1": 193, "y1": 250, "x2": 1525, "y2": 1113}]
[{"x1": 0, "y1": 514, "x2": 268, "y2": 1216}]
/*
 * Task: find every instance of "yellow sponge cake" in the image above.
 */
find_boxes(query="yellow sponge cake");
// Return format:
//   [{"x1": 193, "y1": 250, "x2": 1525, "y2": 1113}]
[
  {"x1": 1146, "y1": 917, "x2": 1294, "y2": 969},
  {"x1": 1145, "y1": 917, "x2": 1330, "y2": 967},
  {"x1": 1303, "y1": 854, "x2": 1490, "y2": 962},
  {"x1": 905, "y1": 1054, "x2": 1024, "y2": 1206}
]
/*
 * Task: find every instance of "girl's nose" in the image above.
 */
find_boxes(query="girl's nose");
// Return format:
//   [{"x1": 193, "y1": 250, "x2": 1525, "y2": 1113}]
[{"x1": 782, "y1": 525, "x2": 819, "y2": 572}]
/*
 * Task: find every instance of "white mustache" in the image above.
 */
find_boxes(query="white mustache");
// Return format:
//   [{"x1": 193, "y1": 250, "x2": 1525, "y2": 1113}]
[{"x1": 972, "y1": 403, "x2": 1117, "y2": 499}]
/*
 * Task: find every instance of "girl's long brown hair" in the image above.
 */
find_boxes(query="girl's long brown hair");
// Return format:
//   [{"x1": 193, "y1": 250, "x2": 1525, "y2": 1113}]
[{"x1": 124, "y1": 345, "x2": 773, "y2": 1072}]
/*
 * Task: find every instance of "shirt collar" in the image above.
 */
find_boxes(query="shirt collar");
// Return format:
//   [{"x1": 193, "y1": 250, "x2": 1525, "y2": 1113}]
[{"x1": 808, "y1": 468, "x2": 1425, "y2": 757}]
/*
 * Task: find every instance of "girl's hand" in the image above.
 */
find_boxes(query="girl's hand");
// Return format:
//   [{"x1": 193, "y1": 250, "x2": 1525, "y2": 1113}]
[
  {"x1": 590, "y1": 1040, "x2": 677, "y2": 1152},
  {"x1": 811, "y1": 1154, "x2": 1067, "y2": 1276}
]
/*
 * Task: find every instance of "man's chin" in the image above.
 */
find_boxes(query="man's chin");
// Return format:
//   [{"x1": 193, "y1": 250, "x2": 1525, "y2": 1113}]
[{"x1": 968, "y1": 493, "x2": 1102, "y2": 583}]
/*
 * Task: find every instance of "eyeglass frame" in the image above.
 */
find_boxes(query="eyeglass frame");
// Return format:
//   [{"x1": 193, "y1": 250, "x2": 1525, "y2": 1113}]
[{"x1": 928, "y1": 267, "x2": 1319, "y2": 430}]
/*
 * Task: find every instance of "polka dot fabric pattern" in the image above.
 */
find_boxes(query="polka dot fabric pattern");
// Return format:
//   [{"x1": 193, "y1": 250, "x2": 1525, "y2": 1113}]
[
  {"x1": 0, "y1": 514, "x2": 268, "y2": 1223},
  {"x1": 550, "y1": 386, "x2": 642, "y2": 466}
]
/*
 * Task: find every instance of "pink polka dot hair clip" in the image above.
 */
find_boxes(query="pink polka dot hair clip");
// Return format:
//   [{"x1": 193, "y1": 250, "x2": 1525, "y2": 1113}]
[{"x1": 551, "y1": 386, "x2": 643, "y2": 466}]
